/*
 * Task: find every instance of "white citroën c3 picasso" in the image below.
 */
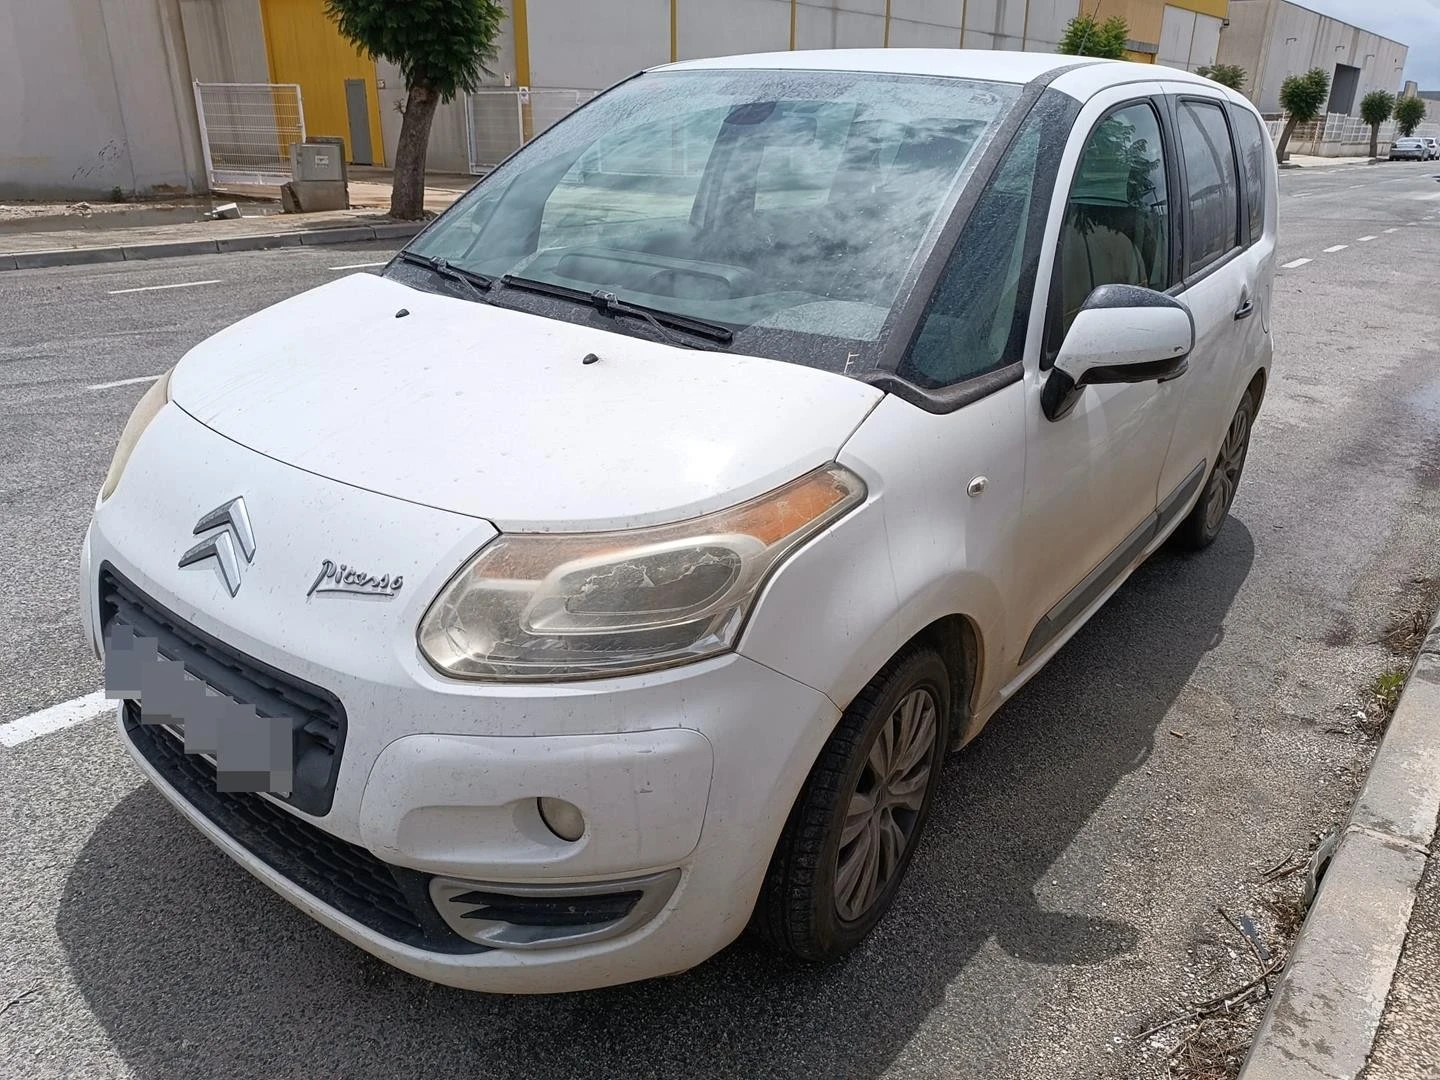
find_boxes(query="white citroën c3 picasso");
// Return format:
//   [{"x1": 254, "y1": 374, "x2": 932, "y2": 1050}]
[{"x1": 82, "y1": 49, "x2": 1276, "y2": 993}]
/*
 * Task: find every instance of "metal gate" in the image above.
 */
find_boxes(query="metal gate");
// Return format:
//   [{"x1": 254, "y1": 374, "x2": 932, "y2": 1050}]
[
  {"x1": 194, "y1": 82, "x2": 306, "y2": 187},
  {"x1": 465, "y1": 87, "x2": 597, "y2": 174}
]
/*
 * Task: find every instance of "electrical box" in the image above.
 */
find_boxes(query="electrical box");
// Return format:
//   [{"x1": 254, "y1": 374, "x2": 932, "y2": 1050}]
[{"x1": 291, "y1": 143, "x2": 344, "y2": 183}]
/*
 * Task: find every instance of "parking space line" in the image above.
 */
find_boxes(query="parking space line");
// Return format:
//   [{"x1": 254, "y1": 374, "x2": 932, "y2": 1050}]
[
  {"x1": 108, "y1": 279, "x2": 222, "y2": 296},
  {"x1": 1385, "y1": 228, "x2": 1400, "y2": 233},
  {"x1": 1358, "y1": 235, "x2": 1378, "y2": 242},
  {"x1": 1282, "y1": 258, "x2": 1313, "y2": 268},
  {"x1": 0, "y1": 692, "x2": 110, "y2": 748},
  {"x1": 1324, "y1": 245, "x2": 1349, "y2": 253},
  {"x1": 88, "y1": 374, "x2": 164, "y2": 391}
]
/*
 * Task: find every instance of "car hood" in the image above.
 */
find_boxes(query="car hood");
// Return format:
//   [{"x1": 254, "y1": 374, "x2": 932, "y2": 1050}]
[{"x1": 169, "y1": 273, "x2": 884, "y2": 531}]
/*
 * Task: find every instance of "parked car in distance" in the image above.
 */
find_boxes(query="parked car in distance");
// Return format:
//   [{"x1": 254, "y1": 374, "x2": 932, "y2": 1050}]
[
  {"x1": 1390, "y1": 136, "x2": 1428, "y2": 160},
  {"x1": 1423, "y1": 137, "x2": 1440, "y2": 161},
  {"x1": 83, "y1": 49, "x2": 1276, "y2": 994}
]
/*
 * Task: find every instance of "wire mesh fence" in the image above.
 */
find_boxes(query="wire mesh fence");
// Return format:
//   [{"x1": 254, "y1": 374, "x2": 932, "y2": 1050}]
[
  {"x1": 194, "y1": 82, "x2": 305, "y2": 187},
  {"x1": 1261, "y1": 112, "x2": 1400, "y2": 155},
  {"x1": 465, "y1": 88, "x2": 598, "y2": 174}
]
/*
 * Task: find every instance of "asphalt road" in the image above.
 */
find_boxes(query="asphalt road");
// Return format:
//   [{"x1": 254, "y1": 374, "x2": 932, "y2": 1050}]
[{"x1": 3, "y1": 160, "x2": 1440, "y2": 1080}]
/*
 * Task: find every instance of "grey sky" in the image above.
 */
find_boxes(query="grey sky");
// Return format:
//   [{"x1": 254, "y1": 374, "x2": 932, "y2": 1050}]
[{"x1": 1292, "y1": 0, "x2": 1440, "y2": 88}]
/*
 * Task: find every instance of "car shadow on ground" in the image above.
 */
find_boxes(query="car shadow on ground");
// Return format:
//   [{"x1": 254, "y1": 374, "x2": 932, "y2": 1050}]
[{"x1": 56, "y1": 521, "x2": 1255, "y2": 1080}]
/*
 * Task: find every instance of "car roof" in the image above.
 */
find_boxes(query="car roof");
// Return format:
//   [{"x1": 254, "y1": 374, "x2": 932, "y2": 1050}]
[{"x1": 655, "y1": 49, "x2": 1232, "y2": 102}]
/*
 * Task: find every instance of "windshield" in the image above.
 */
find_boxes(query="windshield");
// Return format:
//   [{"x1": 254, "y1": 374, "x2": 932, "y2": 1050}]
[{"x1": 400, "y1": 69, "x2": 1021, "y2": 374}]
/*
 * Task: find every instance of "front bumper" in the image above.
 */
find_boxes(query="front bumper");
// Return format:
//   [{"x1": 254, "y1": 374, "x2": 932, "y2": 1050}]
[{"x1": 84, "y1": 405, "x2": 842, "y2": 992}]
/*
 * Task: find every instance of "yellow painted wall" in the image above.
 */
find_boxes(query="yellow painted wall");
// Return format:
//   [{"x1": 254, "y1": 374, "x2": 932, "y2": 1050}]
[
  {"x1": 260, "y1": 0, "x2": 384, "y2": 165},
  {"x1": 1097, "y1": 0, "x2": 1229, "y2": 59},
  {"x1": 1094, "y1": 0, "x2": 1162, "y2": 46}
]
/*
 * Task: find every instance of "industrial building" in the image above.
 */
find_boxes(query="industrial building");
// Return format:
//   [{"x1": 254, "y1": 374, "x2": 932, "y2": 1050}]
[
  {"x1": 0, "y1": 0, "x2": 1265, "y2": 199},
  {"x1": 1216, "y1": 0, "x2": 1409, "y2": 116}
]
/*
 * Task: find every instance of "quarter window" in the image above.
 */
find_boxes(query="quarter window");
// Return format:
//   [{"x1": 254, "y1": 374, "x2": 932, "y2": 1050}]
[
  {"x1": 1230, "y1": 105, "x2": 1268, "y2": 244},
  {"x1": 1177, "y1": 100, "x2": 1240, "y2": 274},
  {"x1": 900, "y1": 114, "x2": 1046, "y2": 388},
  {"x1": 1055, "y1": 102, "x2": 1171, "y2": 335}
]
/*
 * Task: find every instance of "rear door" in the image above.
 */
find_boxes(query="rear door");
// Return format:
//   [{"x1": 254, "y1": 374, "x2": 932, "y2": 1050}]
[{"x1": 1153, "y1": 88, "x2": 1270, "y2": 514}]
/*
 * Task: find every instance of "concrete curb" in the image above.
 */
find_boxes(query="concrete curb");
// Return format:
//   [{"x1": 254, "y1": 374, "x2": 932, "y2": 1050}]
[
  {"x1": 1239, "y1": 616, "x2": 1440, "y2": 1080},
  {"x1": 0, "y1": 220, "x2": 423, "y2": 273}
]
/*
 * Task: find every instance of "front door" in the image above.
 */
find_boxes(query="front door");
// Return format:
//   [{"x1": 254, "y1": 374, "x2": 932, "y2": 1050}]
[{"x1": 1011, "y1": 87, "x2": 1183, "y2": 672}]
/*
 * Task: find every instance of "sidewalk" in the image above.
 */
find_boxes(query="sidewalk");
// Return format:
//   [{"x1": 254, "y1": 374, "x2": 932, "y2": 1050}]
[
  {"x1": 0, "y1": 170, "x2": 471, "y2": 272},
  {"x1": 1240, "y1": 618, "x2": 1440, "y2": 1079},
  {"x1": 1365, "y1": 828, "x2": 1440, "y2": 1079},
  {"x1": 1282, "y1": 154, "x2": 1378, "y2": 169}
]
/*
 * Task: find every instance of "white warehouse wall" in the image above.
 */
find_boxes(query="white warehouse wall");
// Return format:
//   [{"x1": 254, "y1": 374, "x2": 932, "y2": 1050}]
[
  {"x1": 0, "y1": 0, "x2": 205, "y2": 198},
  {"x1": 1157, "y1": 6, "x2": 1221, "y2": 71}
]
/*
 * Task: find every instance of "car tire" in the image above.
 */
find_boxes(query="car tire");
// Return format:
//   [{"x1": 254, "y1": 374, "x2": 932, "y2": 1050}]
[
  {"x1": 754, "y1": 645, "x2": 952, "y2": 962},
  {"x1": 1175, "y1": 388, "x2": 1258, "y2": 551}
]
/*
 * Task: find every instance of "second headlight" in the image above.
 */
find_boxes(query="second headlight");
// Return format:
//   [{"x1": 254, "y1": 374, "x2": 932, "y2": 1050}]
[{"x1": 418, "y1": 464, "x2": 866, "y2": 681}]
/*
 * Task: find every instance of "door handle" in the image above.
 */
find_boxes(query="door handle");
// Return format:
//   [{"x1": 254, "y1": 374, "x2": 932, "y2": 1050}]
[{"x1": 1234, "y1": 294, "x2": 1256, "y2": 321}]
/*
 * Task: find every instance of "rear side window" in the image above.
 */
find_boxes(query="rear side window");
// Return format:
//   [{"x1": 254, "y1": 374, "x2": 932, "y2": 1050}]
[
  {"x1": 1230, "y1": 105, "x2": 1268, "y2": 244},
  {"x1": 1176, "y1": 100, "x2": 1240, "y2": 275}
]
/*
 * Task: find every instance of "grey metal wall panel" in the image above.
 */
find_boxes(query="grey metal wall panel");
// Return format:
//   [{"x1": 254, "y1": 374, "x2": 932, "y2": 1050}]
[
  {"x1": 892, "y1": 0, "x2": 964, "y2": 29},
  {"x1": 677, "y1": 0, "x2": 791, "y2": 59},
  {"x1": 886, "y1": 16, "x2": 963, "y2": 46},
  {"x1": 528, "y1": 0, "x2": 669, "y2": 89},
  {"x1": 1022, "y1": 0, "x2": 1078, "y2": 53}
]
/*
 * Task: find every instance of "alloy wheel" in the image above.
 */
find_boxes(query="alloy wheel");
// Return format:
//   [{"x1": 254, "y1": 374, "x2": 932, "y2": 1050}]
[
  {"x1": 1203, "y1": 405, "x2": 1252, "y2": 534},
  {"x1": 833, "y1": 687, "x2": 939, "y2": 923}
]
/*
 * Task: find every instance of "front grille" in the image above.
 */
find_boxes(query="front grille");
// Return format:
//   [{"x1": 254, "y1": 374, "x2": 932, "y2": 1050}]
[
  {"x1": 125, "y1": 706, "x2": 487, "y2": 954},
  {"x1": 99, "y1": 566, "x2": 343, "y2": 816}
]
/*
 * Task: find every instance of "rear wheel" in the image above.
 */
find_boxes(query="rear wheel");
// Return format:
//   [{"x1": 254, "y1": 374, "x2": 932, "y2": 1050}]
[
  {"x1": 1176, "y1": 388, "x2": 1257, "y2": 551},
  {"x1": 755, "y1": 647, "x2": 951, "y2": 961}
]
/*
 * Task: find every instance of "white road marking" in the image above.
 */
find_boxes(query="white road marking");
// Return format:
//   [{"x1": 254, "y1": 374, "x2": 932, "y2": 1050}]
[
  {"x1": 1358, "y1": 235, "x2": 1378, "y2": 242},
  {"x1": 108, "y1": 279, "x2": 223, "y2": 296},
  {"x1": 1385, "y1": 227, "x2": 1400, "y2": 233},
  {"x1": 0, "y1": 692, "x2": 111, "y2": 748},
  {"x1": 1324, "y1": 245, "x2": 1349, "y2": 253},
  {"x1": 88, "y1": 374, "x2": 164, "y2": 390},
  {"x1": 327, "y1": 261, "x2": 389, "y2": 271},
  {"x1": 1282, "y1": 258, "x2": 1313, "y2": 268},
  {"x1": 1292, "y1": 191, "x2": 1313, "y2": 198}
]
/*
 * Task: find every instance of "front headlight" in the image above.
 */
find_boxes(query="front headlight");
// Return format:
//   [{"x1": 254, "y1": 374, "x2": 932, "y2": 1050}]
[
  {"x1": 98, "y1": 367, "x2": 173, "y2": 502},
  {"x1": 418, "y1": 464, "x2": 866, "y2": 681}
]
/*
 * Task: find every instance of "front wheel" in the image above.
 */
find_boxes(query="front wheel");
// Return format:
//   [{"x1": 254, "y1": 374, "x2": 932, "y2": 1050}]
[
  {"x1": 1175, "y1": 388, "x2": 1257, "y2": 551},
  {"x1": 754, "y1": 647, "x2": 951, "y2": 962}
]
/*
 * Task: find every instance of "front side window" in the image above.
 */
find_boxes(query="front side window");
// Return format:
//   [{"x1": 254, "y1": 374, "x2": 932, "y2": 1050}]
[
  {"x1": 1055, "y1": 102, "x2": 1171, "y2": 335},
  {"x1": 1177, "y1": 99, "x2": 1240, "y2": 275},
  {"x1": 401, "y1": 70, "x2": 1022, "y2": 375}
]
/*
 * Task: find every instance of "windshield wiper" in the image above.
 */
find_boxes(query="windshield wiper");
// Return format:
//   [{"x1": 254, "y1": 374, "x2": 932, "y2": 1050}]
[
  {"x1": 500, "y1": 275, "x2": 734, "y2": 348},
  {"x1": 395, "y1": 251, "x2": 494, "y2": 303}
]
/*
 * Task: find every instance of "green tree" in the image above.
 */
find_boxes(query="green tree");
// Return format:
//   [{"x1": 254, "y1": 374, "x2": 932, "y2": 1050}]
[
  {"x1": 1194, "y1": 63, "x2": 1247, "y2": 91},
  {"x1": 1057, "y1": 14, "x2": 1130, "y2": 60},
  {"x1": 1394, "y1": 95, "x2": 1427, "y2": 137},
  {"x1": 1360, "y1": 90, "x2": 1396, "y2": 159},
  {"x1": 1275, "y1": 67, "x2": 1330, "y2": 164},
  {"x1": 325, "y1": 0, "x2": 505, "y2": 220}
]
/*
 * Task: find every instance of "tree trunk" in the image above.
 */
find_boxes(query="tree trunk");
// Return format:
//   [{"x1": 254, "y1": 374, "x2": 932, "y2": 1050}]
[
  {"x1": 1369, "y1": 124, "x2": 1379, "y2": 160},
  {"x1": 391, "y1": 83, "x2": 440, "y2": 221},
  {"x1": 1275, "y1": 115, "x2": 1300, "y2": 165}
]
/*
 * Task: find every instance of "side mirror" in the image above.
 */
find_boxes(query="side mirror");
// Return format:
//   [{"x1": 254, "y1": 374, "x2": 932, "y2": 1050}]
[{"x1": 1042, "y1": 284, "x2": 1195, "y2": 422}]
